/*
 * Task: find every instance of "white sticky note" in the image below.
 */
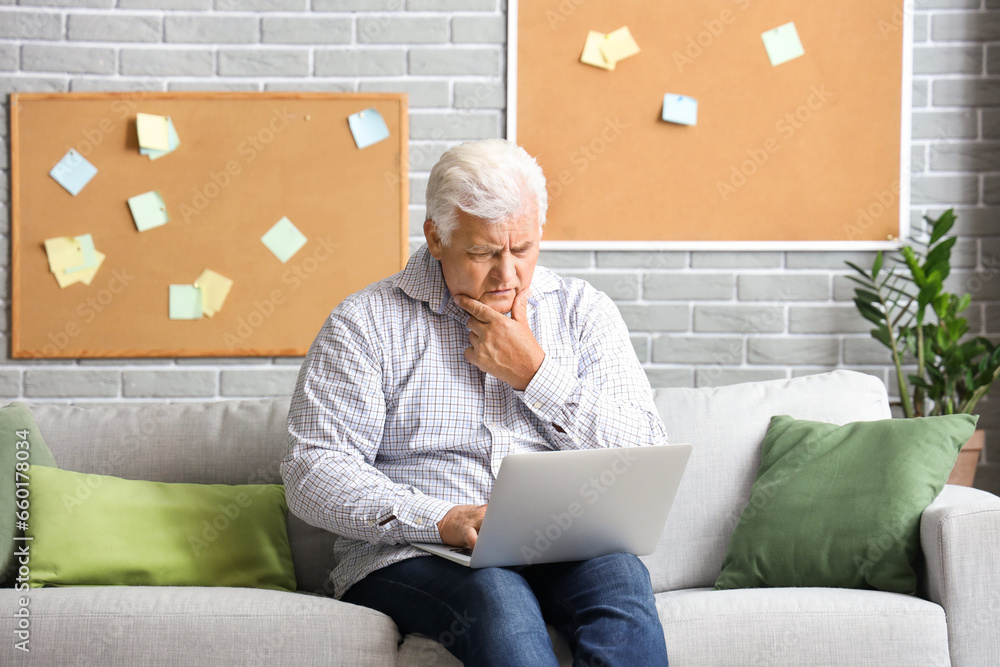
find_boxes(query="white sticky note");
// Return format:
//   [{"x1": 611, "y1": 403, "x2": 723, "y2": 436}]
[
  {"x1": 137, "y1": 113, "x2": 171, "y2": 151},
  {"x1": 762, "y1": 22, "x2": 805, "y2": 67},
  {"x1": 661, "y1": 94, "x2": 698, "y2": 126},
  {"x1": 600, "y1": 26, "x2": 640, "y2": 64},
  {"x1": 261, "y1": 216, "x2": 307, "y2": 263}
]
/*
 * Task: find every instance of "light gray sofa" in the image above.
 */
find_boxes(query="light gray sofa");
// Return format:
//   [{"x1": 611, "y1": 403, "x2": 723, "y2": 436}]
[{"x1": 2, "y1": 370, "x2": 998, "y2": 666}]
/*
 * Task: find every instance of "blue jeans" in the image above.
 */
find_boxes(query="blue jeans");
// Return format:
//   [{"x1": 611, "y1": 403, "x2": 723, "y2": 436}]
[{"x1": 341, "y1": 552, "x2": 668, "y2": 667}]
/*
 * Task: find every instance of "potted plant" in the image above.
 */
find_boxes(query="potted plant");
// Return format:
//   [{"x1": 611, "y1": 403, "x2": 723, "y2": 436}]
[{"x1": 846, "y1": 209, "x2": 1000, "y2": 486}]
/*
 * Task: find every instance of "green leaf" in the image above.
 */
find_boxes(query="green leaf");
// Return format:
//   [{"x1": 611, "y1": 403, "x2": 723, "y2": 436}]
[
  {"x1": 871, "y1": 327, "x2": 892, "y2": 348},
  {"x1": 872, "y1": 252, "x2": 884, "y2": 279},
  {"x1": 928, "y1": 209, "x2": 956, "y2": 245}
]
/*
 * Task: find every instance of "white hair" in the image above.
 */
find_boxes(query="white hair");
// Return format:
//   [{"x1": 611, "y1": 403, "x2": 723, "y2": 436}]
[{"x1": 425, "y1": 139, "x2": 548, "y2": 246}]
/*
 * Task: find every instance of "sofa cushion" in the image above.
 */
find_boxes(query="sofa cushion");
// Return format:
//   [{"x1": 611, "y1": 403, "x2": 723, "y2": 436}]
[
  {"x1": 0, "y1": 402, "x2": 57, "y2": 586},
  {"x1": 657, "y1": 587, "x2": 950, "y2": 666},
  {"x1": 643, "y1": 371, "x2": 891, "y2": 593},
  {"x1": 715, "y1": 414, "x2": 975, "y2": 594},
  {"x1": 26, "y1": 466, "x2": 296, "y2": 592},
  {"x1": 0, "y1": 586, "x2": 399, "y2": 667}
]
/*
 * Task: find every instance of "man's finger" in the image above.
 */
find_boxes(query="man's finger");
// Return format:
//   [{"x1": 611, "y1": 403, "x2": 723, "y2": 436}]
[
  {"x1": 453, "y1": 294, "x2": 497, "y2": 323},
  {"x1": 511, "y1": 288, "x2": 531, "y2": 322}
]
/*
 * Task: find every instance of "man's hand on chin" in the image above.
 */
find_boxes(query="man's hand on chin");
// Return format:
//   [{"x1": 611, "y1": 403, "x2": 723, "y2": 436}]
[
  {"x1": 453, "y1": 289, "x2": 545, "y2": 391},
  {"x1": 437, "y1": 504, "x2": 488, "y2": 548}
]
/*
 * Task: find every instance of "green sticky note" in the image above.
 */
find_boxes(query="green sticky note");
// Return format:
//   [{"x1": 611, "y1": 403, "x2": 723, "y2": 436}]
[
  {"x1": 762, "y1": 22, "x2": 805, "y2": 67},
  {"x1": 261, "y1": 216, "x2": 307, "y2": 263},
  {"x1": 169, "y1": 285, "x2": 202, "y2": 320},
  {"x1": 128, "y1": 191, "x2": 169, "y2": 232}
]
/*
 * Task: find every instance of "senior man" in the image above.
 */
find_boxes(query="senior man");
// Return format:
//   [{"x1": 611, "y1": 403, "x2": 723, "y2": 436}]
[{"x1": 282, "y1": 139, "x2": 670, "y2": 666}]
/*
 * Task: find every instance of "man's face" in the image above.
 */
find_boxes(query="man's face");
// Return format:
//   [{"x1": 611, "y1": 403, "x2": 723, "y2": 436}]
[{"x1": 424, "y1": 206, "x2": 541, "y2": 315}]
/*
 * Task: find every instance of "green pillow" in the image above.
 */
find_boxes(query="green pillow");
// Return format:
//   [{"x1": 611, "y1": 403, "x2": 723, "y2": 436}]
[
  {"x1": 715, "y1": 413, "x2": 978, "y2": 595},
  {"x1": 26, "y1": 466, "x2": 296, "y2": 592},
  {"x1": 0, "y1": 402, "x2": 57, "y2": 587}
]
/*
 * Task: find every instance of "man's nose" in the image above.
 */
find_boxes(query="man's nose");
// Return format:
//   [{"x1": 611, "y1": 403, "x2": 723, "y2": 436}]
[{"x1": 492, "y1": 252, "x2": 516, "y2": 284}]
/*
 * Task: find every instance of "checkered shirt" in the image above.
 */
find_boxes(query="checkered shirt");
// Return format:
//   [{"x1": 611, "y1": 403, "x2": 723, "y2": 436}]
[{"x1": 281, "y1": 245, "x2": 668, "y2": 598}]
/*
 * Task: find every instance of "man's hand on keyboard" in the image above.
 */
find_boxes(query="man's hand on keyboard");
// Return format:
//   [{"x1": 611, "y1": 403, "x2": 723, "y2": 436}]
[{"x1": 437, "y1": 504, "x2": 487, "y2": 548}]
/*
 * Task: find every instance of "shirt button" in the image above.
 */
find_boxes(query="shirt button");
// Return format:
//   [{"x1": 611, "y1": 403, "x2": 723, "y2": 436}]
[
  {"x1": 415, "y1": 517, "x2": 424, "y2": 526},
  {"x1": 533, "y1": 401, "x2": 543, "y2": 410}
]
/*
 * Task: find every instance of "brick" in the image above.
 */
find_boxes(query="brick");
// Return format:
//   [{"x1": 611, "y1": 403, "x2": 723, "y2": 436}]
[
  {"x1": 454, "y1": 80, "x2": 505, "y2": 109},
  {"x1": 0, "y1": 45, "x2": 17, "y2": 71},
  {"x1": 644, "y1": 273, "x2": 733, "y2": 300},
  {"x1": 988, "y1": 111, "x2": 1000, "y2": 139},
  {"x1": 915, "y1": 0, "x2": 980, "y2": 7},
  {"x1": 833, "y1": 274, "x2": 864, "y2": 302},
  {"x1": 410, "y1": 208, "x2": 426, "y2": 236},
  {"x1": 272, "y1": 356, "x2": 305, "y2": 365},
  {"x1": 409, "y1": 48, "x2": 500, "y2": 76},
  {"x1": 910, "y1": 175, "x2": 980, "y2": 205},
  {"x1": 930, "y1": 141, "x2": 1000, "y2": 172},
  {"x1": 314, "y1": 0, "x2": 401, "y2": 8},
  {"x1": 407, "y1": 141, "x2": 451, "y2": 172},
  {"x1": 557, "y1": 272, "x2": 638, "y2": 301},
  {"x1": 0, "y1": 203, "x2": 8, "y2": 235},
  {"x1": 694, "y1": 305, "x2": 784, "y2": 333},
  {"x1": 217, "y1": 0, "x2": 306, "y2": 9},
  {"x1": 537, "y1": 250, "x2": 591, "y2": 268},
  {"x1": 690, "y1": 252, "x2": 781, "y2": 269},
  {"x1": 748, "y1": 337, "x2": 840, "y2": 365},
  {"x1": 24, "y1": 370, "x2": 119, "y2": 398},
  {"x1": 263, "y1": 16, "x2": 351, "y2": 44},
  {"x1": 69, "y1": 14, "x2": 161, "y2": 42},
  {"x1": 932, "y1": 13, "x2": 1000, "y2": 42},
  {"x1": 0, "y1": 370, "x2": 18, "y2": 397},
  {"x1": 912, "y1": 46, "x2": 982, "y2": 75},
  {"x1": 452, "y1": 15, "x2": 505, "y2": 43},
  {"x1": 22, "y1": 45, "x2": 114, "y2": 75},
  {"x1": 218, "y1": 50, "x2": 308, "y2": 77},
  {"x1": 645, "y1": 368, "x2": 693, "y2": 389},
  {"x1": 409, "y1": 112, "x2": 499, "y2": 139},
  {"x1": 988, "y1": 175, "x2": 1000, "y2": 205},
  {"x1": 933, "y1": 80, "x2": 1000, "y2": 107},
  {"x1": 119, "y1": 0, "x2": 210, "y2": 8},
  {"x1": 315, "y1": 48, "x2": 405, "y2": 77},
  {"x1": 652, "y1": 336, "x2": 743, "y2": 364},
  {"x1": 121, "y1": 48, "x2": 212, "y2": 77},
  {"x1": 0, "y1": 78, "x2": 67, "y2": 94},
  {"x1": 408, "y1": 0, "x2": 494, "y2": 7},
  {"x1": 123, "y1": 370, "x2": 215, "y2": 397},
  {"x1": 911, "y1": 146, "x2": 928, "y2": 173},
  {"x1": 0, "y1": 12, "x2": 61, "y2": 39},
  {"x1": 70, "y1": 78, "x2": 163, "y2": 92},
  {"x1": 630, "y1": 335, "x2": 648, "y2": 363},
  {"x1": 696, "y1": 369, "x2": 787, "y2": 388},
  {"x1": 788, "y1": 306, "x2": 870, "y2": 334},
  {"x1": 987, "y1": 303, "x2": 1000, "y2": 333},
  {"x1": 168, "y1": 80, "x2": 260, "y2": 91},
  {"x1": 913, "y1": 14, "x2": 928, "y2": 43},
  {"x1": 358, "y1": 16, "x2": 448, "y2": 44},
  {"x1": 410, "y1": 174, "x2": 429, "y2": 205},
  {"x1": 21, "y1": 0, "x2": 111, "y2": 4},
  {"x1": 947, "y1": 269, "x2": 1000, "y2": 301},
  {"x1": 911, "y1": 110, "x2": 978, "y2": 140},
  {"x1": 265, "y1": 81, "x2": 354, "y2": 92},
  {"x1": 990, "y1": 45, "x2": 1000, "y2": 74},
  {"x1": 166, "y1": 15, "x2": 257, "y2": 43},
  {"x1": 738, "y1": 274, "x2": 829, "y2": 301},
  {"x1": 0, "y1": 140, "x2": 6, "y2": 170},
  {"x1": 617, "y1": 305, "x2": 688, "y2": 332},
  {"x1": 358, "y1": 79, "x2": 449, "y2": 107},
  {"x1": 596, "y1": 251, "x2": 685, "y2": 269},
  {"x1": 220, "y1": 369, "x2": 298, "y2": 396},
  {"x1": 174, "y1": 358, "x2": 261, "y2": 365},
  {"x1": 785, "y1": 251, "x2": 880, "y2": 270}
]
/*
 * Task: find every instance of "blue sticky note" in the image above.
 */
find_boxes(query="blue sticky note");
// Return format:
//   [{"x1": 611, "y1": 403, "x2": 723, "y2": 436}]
[
  {"x1": 169, "y1": 285, "x2": 203, "y2": 320},
  {"x1": 348, "y1": 108, "x2": 390, "y2": 149},
  {"x1": 49, "y1": 149, "x2": 98, "y2": 196},
  {"x1": 140, "y1": 117, "x2": 181, "y2": 161},
  {"x1": 662, "y1": 94, "x2": 698, "y2": 126}
]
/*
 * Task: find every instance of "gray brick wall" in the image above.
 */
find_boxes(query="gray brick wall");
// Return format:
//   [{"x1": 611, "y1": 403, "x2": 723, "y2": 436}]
[{"x1": 0, "y1": 1, "x2": 998, "y2": 494}]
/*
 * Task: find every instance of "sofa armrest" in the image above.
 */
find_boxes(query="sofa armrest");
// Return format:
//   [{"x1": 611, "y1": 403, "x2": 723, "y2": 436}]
[{"x1": 920, "y1": 484, "x2": 1000, "y2": 667}]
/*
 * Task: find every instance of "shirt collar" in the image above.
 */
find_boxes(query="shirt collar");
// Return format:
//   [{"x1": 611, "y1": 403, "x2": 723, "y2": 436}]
[{"x1": 394, "y1": 245, "x2": 561, "y2": 321}]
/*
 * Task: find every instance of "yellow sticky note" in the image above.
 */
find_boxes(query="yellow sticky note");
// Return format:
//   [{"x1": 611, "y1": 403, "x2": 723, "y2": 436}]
[
  {"x1": 44, "y1": 237, "x2": 85, "y2": 274},
  {"x1": 581, "y1": 30, "x2": 615, "y2": 70},
  {"x1": 53, "y1": 251, "x2": 105, "y2": 289},
  {"x1": 600, "y1": 26, "x2": 640, "y2": 64},
  {"x1": 194, "y1": 268, "x2": 234, "y2": 317},
  {"x1": 136, "y1": 113, "x2": 170, "y2": 151}
]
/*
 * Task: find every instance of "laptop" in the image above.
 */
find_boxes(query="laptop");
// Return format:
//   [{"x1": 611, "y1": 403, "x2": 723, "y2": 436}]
[{"x1": 411, "y1": 444, "x2": 691, "y2": 568}]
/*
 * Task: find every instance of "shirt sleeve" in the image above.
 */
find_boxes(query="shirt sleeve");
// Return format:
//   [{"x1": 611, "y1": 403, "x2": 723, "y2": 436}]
[
  {"x1": 516, "y1": 286, "x2": 668, "y2": 451},
  {"x1": 281, "y1": 302, "x2": 455, "y2": 546}
]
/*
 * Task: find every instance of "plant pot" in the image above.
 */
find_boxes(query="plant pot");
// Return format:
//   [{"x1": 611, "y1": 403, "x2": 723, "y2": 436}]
[{"x1": 947, "y1": 430, "x2": 985, "y2": 487}]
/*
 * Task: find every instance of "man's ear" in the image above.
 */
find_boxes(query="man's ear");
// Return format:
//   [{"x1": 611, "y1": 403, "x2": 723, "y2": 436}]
[{"x1": 424, "y1": 219, "x2": 444, "y2": 259}]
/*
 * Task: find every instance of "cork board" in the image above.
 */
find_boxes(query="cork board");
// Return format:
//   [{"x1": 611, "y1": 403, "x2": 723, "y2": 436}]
[
  {"x1": 511, "y1": 0, "x2": 911, "y2": 246},
  {"x1": 10, "y1": 92, "x2": 408, "y2": 358}
]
